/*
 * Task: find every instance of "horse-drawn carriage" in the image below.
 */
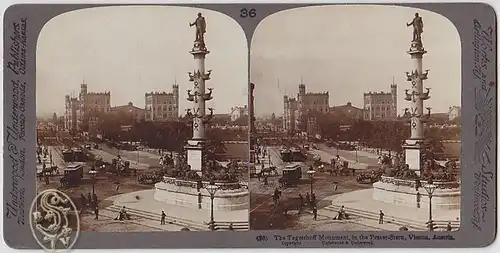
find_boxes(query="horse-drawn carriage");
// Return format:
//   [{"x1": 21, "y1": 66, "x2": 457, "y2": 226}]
[
  {"x1": 111, "y1": 158, "x2": 131, "y2": 176},
  {"x1": 279, "y1": 163, "x2": 302, "y2": 187},
  {"x1": 60, "y1": 163, "x2": 84, "y2": 188}
]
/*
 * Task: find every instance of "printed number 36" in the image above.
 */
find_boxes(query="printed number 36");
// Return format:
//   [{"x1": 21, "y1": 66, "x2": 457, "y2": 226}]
[{"x1": 240, "y1": 8, "x2": 257, "y2": 18}]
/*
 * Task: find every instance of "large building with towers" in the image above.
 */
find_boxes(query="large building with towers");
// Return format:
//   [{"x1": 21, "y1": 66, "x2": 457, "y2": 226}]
[
  {"x1": 283, "y1": 82, "x2": 330, "y2": 132},
  {"x1": 363, "y1": 83, "x2": 398, "y2": 121},
  {"x1": 64, "y1": 82, "x2": 111, "y2": 133},
  {"x1": 144, "y1": 84, "x2": 179, "y2": 121}
]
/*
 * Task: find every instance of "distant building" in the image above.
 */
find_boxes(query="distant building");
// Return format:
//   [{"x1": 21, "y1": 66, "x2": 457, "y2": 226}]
[
  {"x1": 110, "y1": 102, "x2": 146, "y2": 121},
  {"x1": 448, "y1": 106, "x2": 461, "y2": 121},
  {"x1": 283, "y1": 96, "x2": 298, "y2": 132},
  {"x1": 213, "y1": 114, "x2": 231, "y2": 124},
  {"x1": 64, "y1": 82, "x2": 111, "y2": 133},
  {"x1": 363, "y1": 83, "x2": 397, "y2": 121},
  {"x1": 65, "y1": 96, "x2": 82, "y2": 132},
  {"x1": 283, "y1": 81, "x2": 330, "y2": 133},
  {"x1": 329, "y1": 102, "x2": 366, "y2": 121},
  {"x1": 144, "y1": 84, "x2": 179, "y2": 121},
  {"x1": 230, "y1": 105, "x2": 248, "y2": 121}
]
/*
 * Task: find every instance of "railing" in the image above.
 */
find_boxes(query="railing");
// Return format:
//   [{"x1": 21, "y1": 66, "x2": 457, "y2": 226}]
[
  {"x1": 161, "y1": 177, "x2": 245, "y2": 190},
  {"x1": 379, "y1": 176, "x2": 460, "y2": 189}
]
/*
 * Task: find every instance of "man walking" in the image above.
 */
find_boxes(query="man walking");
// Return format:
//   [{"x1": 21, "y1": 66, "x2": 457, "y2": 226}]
[
  {"x1": 379, "y1": 210, "x2": 385, "y2": 224},
  {"x1": 161, "y1": 211, "x2": 166, "y2": 225},
  {"x1": 94, "y1": 206, "x2": 99, "y2": 220},
  {"x1": 313, "y1": 206, "x2": 318, "y2": 221}
]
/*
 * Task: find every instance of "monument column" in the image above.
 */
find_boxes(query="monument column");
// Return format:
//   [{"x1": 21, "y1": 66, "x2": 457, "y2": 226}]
[
  {"x1": 186, "y1": 13, "x2": 214, "y2": 175},
  {"x1": 403, "y1": 13, "x2": 431, "y2": 175}
]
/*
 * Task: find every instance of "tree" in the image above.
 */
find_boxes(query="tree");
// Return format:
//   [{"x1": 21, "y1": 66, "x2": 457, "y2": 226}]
[{"x1": 233, "y1": 115, "x2": 249, "y2": 126}]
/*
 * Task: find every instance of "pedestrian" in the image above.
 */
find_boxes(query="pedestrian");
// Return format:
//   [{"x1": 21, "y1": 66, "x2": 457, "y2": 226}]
[
  {"x1": 416, "y1": 192, "x2": 421, "y2": 208},
  {"x1": 80, "y1": 194, "x2": 87, "y2": 212},
  {"x1": 447, "y1": 222, "x2": 452, "y2": 231},
  {"x1": 115, "y1": 182, "x2": 120, "y2": 194},
  {"x1": 379, "y1": 210, "x2": 385, "y2": 224},
  {"x1": 257, "y1": 171, "x2": 261, "y2": 181},
  {"x1": 299, "y1": 194, "x2": 304, "y2": 207},
  {"x1": 45, "y1": 175, "x2": 50, "y2": 185},
  {"x1": 87, "y1": 193, "x2": 92, "y2": 207},
  {"x1": 263, "y1": 176, "x2": 268, "y2": 185},
  {"x1": 161, "y1": 211, "x2": 166, "y2": 225},
  {"x1": 94, "y1": 206, "x2": 99, "y2": 220},
  {"x1": 338, "y1": 205, "x2": 345, "y2": 220},
  {"x1": 305, "y1": 193, "x2": 310, "y2": 206},
  {"x1": 93, "y1": 193, "x2": 98, "y2": 207},
  {"x1": 313, "y1": 206, "x2": 318, "y2": 221}
]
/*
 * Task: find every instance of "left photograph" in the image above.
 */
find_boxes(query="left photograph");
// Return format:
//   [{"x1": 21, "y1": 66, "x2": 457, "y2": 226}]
[{"x1": 35, "y1": 6, "x2": 249, "y2": 232}]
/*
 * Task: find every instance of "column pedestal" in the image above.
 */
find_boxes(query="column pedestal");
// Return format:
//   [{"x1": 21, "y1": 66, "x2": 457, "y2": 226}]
[
  {"x1": 403, "y1": 139, "x2": 425, "y2": 176},
  {"x1": 186, "y1": 139, "x2": 205, "y2": 176}
]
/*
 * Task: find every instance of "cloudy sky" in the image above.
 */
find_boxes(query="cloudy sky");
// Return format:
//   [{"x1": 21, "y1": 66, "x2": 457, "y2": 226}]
[
  {"x1": 251, "y1": 5, "x2": 461, "y2": 117},
  {"x1": 36, "y1": 6, "x2": 248, "y2": 117}
]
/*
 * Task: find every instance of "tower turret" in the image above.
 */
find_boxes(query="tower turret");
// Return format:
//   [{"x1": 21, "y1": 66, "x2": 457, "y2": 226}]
[
  {"x1": 298, "y1": 84, "x2": 306, "y2": 95},
  {"x1": 172, "y1": 84, "x2": 179, "y2": 118},
  {"x1": 391, "y1": 83, "x2": 397, "y2": 118}
]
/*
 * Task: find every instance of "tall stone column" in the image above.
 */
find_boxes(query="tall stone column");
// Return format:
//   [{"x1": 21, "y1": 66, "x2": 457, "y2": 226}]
[
  {"x1": 403, "y1": 13, "x2": 431, "y2": 175},
  {"x1": 185, "y1": 13, "x2": 213, "y2": 175}
]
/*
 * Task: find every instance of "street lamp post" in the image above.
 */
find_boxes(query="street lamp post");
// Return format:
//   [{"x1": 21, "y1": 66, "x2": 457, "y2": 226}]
[
  {"x1": 206, "y1": 183, "x2": 219, "y2": 231},
  {"x1": 89, "y1": 167, "x2": 98, "y2": 197},
  {"x1": 423, "y1": 182, "x2": 437, "y2": 231},
  {"x1": 307, "y1": 169, "x2": 316, "y2": 199}
]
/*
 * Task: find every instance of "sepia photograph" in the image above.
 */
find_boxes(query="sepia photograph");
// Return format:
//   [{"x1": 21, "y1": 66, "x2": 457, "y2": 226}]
[
  {"x1": 35, "y1": 6, "x2": 249, "y2": 232},
  {"x1": 249, "y1": 5, "x2": 461, "y2": 231}
]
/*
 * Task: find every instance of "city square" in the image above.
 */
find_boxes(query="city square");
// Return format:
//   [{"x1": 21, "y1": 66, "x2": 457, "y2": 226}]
[
  {"x1": 35, "y1": 7, "x2": 249, "y2": 232},
  {"x1": 249, "y1": 6, "x2": 461, "y2": 231}
]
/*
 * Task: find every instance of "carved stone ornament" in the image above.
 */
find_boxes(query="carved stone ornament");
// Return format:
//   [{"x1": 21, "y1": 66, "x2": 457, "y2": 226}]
[{"x1": 30, "y1": 189, "x2": 80, "y2": 252}]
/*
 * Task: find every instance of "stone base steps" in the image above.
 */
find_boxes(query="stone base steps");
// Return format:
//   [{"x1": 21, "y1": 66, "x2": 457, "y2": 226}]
[
  {"x1": 325, "y1": 204, "x2": 460, "y2": 231},
  {"x1": 105, "y1": 205, "x2": 249, "y2": 231}
]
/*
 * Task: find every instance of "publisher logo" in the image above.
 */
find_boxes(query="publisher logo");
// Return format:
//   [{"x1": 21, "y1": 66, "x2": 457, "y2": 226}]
[{"x1": 29, "y1": 189, "x2": 80, "y2": 252}]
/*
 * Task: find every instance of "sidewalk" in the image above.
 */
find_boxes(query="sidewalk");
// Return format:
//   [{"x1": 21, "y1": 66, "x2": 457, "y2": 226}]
[
  {"x1": 327, "y1": 188, "x2": 460, "y2": 223},
  {"x1": 108, "y1": 190, "x2": 248, "y2": 224}
]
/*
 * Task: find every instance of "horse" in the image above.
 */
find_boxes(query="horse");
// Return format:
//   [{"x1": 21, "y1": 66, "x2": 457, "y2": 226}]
[{"x1": 261, "y1": 166, "x2": 279, "y2": 176}]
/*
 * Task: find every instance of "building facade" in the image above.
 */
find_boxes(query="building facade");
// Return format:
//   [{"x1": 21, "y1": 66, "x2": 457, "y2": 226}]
[
  {"x1": 64, "y1": 82, "x2": 111, "y2": 133},
  {"x1": 283, "y1": 83, "x2": 329, "y2": 132},
  {"x1": 230, "y1": 105, "x2": 248, "y2": 121},
  {"x1": 448, "y1": 106, "x2": 461, "y2": 121},
  {"x1": 363, "y1": 84, "x2": 397, "y2": 121},
  {"x1": 145, "y1": 84, "x2": 179, "y2": 121},
  {"x1": 283, "y1": 95, "x2": 298, "y2": 132},
  {"x1": 329, "y1": 102, "x2": 366, "y2": 121},
  {"x1": 110, "y1": 102, "x2": 147, "y2": 121}
]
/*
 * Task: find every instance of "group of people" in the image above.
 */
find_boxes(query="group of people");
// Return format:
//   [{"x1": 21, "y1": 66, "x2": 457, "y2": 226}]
[
  {"x1": 297, "y1": 192, "x2": 318, "y2": 220},
  {"x1": 114, "y1": 206, "x2": 131, "y2": 221},
  {"x1": 80, "y1": 192, "x2": 99, "y2": 220}
]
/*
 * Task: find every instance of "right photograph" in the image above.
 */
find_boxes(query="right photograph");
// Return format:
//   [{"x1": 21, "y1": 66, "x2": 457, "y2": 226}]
[{"x1": 249, "y1": 5, "x2": 461, "y2": 231}]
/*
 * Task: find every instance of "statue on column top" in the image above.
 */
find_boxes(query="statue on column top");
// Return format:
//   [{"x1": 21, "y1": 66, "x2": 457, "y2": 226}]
[
  {"x1": 190, "y1": 13, "x2": 207, "y2": 42},
  {"x1": 407, "y1": 13, "x2": 423, "y2": 42}
]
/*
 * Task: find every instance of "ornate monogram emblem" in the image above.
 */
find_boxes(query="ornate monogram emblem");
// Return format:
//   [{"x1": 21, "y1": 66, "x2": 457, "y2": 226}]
[
  {"x1": 194, "y1": 81, "x2": 199, "y2": 88},
  {"x1": 30, "y1": 189, "x2": 80, "y2": 252}
]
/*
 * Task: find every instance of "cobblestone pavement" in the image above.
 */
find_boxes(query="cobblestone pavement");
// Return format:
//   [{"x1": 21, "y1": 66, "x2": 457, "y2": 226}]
[{"x1": 250, "y1": 146, "x2": 373, "y2": 230}]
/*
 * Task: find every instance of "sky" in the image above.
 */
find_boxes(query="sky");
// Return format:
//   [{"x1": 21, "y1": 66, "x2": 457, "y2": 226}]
[
  {"x1": 251, "y1": 5, "x2": 462, "y2": 117},
  {"x1": 36, "y1": 6, "x2": 248, "y2": 117}
]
